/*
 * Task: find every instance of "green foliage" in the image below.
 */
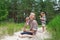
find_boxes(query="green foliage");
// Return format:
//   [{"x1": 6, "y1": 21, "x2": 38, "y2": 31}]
[
  {"x1": 0, "y1": 22, "x2": 24, "y2": 35},
  {"x1": 0, "y1": 0, "x2": 57, "y2": 24},
  {"x1": 0, "y1": 10, "x2": 8, "y2": 21},
  {"x1": 0, "y1": 0, "x2": 8, "y2": 21},
  {"x1": 42, "y1": 0, "x2": 55, "y2": 23},
  {"x1": 48, "y1": 14, "x2": 60, "y2": 40},
  {"x1": 34, "y1": 0, "x2": 55, "y2": 24}
]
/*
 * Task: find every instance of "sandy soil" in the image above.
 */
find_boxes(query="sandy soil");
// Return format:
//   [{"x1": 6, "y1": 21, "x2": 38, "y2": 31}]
[{"x1": 0, "y1": 27, "x2": 51, "y2": 40}]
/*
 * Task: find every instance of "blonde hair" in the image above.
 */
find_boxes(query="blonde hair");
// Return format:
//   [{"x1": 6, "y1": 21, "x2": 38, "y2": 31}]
[
  {"x1": 25, "y1": 17, "x2": 29, "y2": 20},
  {"x1": 30, "y1": 12, "x2": 35, "y2": 16},
  {"x1": 29, "y1": 12, "x2": 36, "y2": 19}
]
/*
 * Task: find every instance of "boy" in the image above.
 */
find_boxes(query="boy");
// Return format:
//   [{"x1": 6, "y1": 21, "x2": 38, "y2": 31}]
[{"x1": 19, "y1": 13, "x2": 38, "y2": 38}]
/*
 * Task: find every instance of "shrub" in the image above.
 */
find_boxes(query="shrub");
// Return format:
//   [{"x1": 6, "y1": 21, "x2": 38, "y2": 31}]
[{"x1": 48, "y1": 14, "x2": 60, "y2": 40}]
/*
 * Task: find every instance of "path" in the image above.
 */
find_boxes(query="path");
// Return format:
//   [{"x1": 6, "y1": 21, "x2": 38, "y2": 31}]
[{"x1": 1, "y1": 27, "x2": 51, "y2": 40}]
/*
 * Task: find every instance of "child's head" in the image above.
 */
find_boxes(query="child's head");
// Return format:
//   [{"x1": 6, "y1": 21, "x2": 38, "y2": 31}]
[
  {"x1": 29, "y1": 12, "x2": 35, "y2": 20},
  {"x1": 25, "y1": 17, "x2": 29, "y2": 21},
  {"x1": 30, "y1": 12, "x2": 35, "y2": 16},
  {"x1": 40, "y1": 12, "x2": 45, "y2": 16}
]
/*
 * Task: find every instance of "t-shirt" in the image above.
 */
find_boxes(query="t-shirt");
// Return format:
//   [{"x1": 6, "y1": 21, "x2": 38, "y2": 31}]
[
  {"x1": 29, "y1": 20, "x2": 38, "y2": 31},
  {"x1": 40, "y1": 16, "x2": 46, "y2": 24}
]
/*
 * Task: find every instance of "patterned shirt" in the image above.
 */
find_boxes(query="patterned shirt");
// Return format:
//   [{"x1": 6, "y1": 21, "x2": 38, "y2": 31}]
[
  {"x1": 29, "y1": 20, "x2": 38, "y2": 31},
  {"x1": 40, "y1": 16, "x2": 46, "y2": 24}
]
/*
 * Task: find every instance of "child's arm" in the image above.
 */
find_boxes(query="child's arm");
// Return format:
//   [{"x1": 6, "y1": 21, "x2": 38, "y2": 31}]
[
  {"x1": 40, "y1": 16, "x2": 42, "y2": 20},
  {"x1": 23, "y1": 23, "x2": 29, "y2": 32}
]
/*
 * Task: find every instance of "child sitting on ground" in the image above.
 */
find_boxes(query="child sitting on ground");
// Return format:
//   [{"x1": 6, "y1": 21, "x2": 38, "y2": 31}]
[
  {"x1": 19, "y1": 17, "x2": 33, "y2": 38},
  {"x1": 19, "y1": 12, "x2": 38, "y2": 38}
]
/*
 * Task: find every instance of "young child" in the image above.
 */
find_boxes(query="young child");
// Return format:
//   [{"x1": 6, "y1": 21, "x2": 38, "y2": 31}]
[
  {"x1": 23, "y1": 17, "x2": 29, "y2": 32},
  {"x1": 40, "y1": 12, "x2": 46, "y2": 32},
  {"x1": 25, "y1": 17, "x2": 29, "y2": 25},
  {"x1": 19, "y1": 13, "x2": 38, "y2": 38}
]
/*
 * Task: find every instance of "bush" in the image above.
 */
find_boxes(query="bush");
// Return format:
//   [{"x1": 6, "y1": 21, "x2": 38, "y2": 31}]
[
  {"x1": 0, "y1": 10, "x2": 8, "y2": 21},
  {"x1": 0, "y1": 0, "x2": 8, "y2": 21},
  {"x1": 48, "y1": 14, "x2": 60, "y2": 40}
]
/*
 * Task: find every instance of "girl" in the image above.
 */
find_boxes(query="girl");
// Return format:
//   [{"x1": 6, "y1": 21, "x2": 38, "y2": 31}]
[{"x1": 40, "y1": 12, "x2": 46, "y2": 32}]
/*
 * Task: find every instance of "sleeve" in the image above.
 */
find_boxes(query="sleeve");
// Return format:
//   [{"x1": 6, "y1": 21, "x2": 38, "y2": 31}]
[
  {"x1": 43, "y1": 16, "x2": 46, "y2": 21},
  {"x1": 32, "y1": 20, "x2": 38, "y2": 30}
]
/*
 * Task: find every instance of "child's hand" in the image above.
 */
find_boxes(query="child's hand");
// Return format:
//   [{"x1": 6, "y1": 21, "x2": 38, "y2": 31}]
[
  {"x1": 23, "y1": 29, "x2": 26, "y2": 32},
  {"x1": 23, "y1": 28, "x2": 27, "y2": 32},
  {"x1": 21, "y1": 28, "x2": 23, "y2": 31},
  {"x1": 39, "y1": 16, "x2": 41, "y2": 18}
]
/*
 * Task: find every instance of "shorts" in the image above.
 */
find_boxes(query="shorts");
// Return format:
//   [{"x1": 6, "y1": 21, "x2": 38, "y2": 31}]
[
  {"x1": 21, "y1": 32, "x2": 33, "y2": 35},
  {"x1": 42, "y1": 23, "x2": 46, "y2": 27}
]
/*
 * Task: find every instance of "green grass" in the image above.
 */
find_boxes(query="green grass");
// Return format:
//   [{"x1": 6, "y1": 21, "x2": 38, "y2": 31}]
[
  {"x1": 0, "y1": 22, "x2": 41, "y2": 36},
  {"x1": 0, "y1": 22, "x2": 24, "y2": 36},
  {"x1": 47, "y1": 14, "x2": 60, "y2": 40}
]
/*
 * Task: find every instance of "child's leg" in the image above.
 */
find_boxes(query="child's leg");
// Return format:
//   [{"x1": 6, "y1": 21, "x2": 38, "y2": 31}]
[
  {"x1": 19, "y1": 34, "x2": 33, "y2": 38},
  {"x1": 21, "y1": 32, "x2": 33, "y2": 35},
  {"x1": 42, "y1": 23, "x2": 45, "y2": 32},
  {"x1": 19, "y1": 31, "x2": 34, "y2": 38},
  {"x1": 42, "y1": 26, "x2": 44, "y2": 32}
]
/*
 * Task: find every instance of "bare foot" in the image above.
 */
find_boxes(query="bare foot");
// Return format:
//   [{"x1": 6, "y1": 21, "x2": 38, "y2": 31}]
[{"x1": 18, "y1": 35, "x2": 25, "y2": 38}]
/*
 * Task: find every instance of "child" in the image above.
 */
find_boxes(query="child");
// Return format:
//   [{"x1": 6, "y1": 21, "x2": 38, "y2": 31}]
[
  {"x1": 23, "y1": 17, "x2": 29, "y2": 32},
  {"x1": 19, "y1": 13, "x2": 38, "y2": 38},
  {"x1": 19, "y1": 17, "x2": 33, "y2": 38},
  {"x1": 25, "y1": 17, "x2": 29, "y2": 25},
  {"x1": 40, "y1": 12, "x2": 46, "y2": 32}
]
